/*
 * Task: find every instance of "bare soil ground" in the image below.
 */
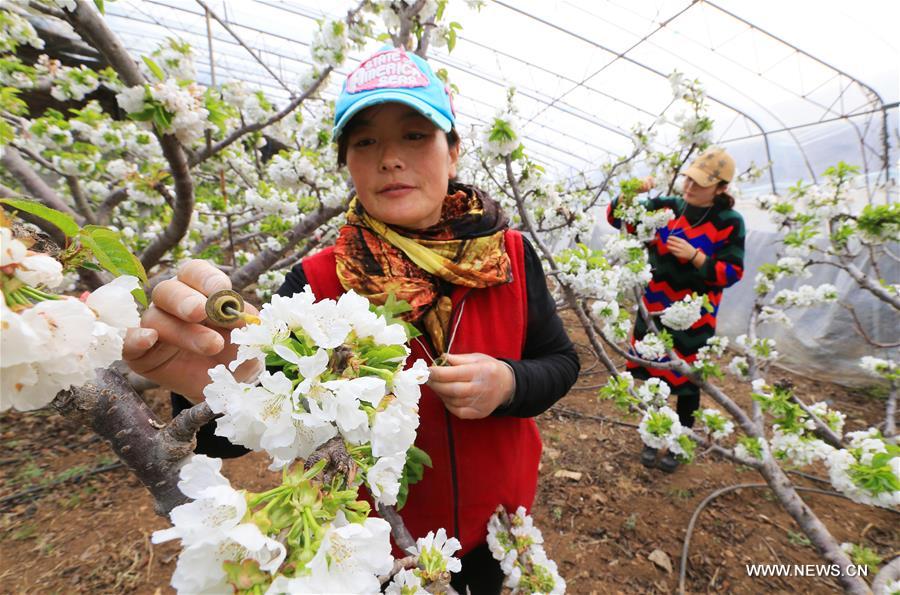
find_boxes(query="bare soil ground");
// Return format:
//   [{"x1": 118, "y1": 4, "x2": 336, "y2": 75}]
[{"x1": 1, "y1": 315, "x2": 897, "y2": 594}]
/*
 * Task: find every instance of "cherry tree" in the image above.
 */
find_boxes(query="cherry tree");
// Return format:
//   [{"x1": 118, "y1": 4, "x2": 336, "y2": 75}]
[
  {"x1": 472, "y1": 77, "x2": 898, "y2": 594},
  {"x1": 1, "y1": 0, "x2": 896, "y2": 593},
  {"x1": 2, "y1": 0, "x2": 565, "y2": 592}
]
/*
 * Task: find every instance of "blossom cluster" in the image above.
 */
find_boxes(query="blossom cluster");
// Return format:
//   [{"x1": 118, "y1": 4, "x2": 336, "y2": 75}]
[
  {"x1": 634, "y1": 332, "x2": 667, "y2": 361},
  {"x1": 635, "y1": 377, "x2": 670, "y2": 408},
  {"x1": 602, "y1": 234, "x2": 653, "y2": 289},
  {"x1": 204, "y1": 287, "x2": 428, "y2": 507},
  {"x1": 153, "y1": 454, "x2": 395, "y2": 594},
  {"x1": 386, "y1": 528, "x2": 463, "y2": 594},
  {"x1": 117, "y1": 79, "x2": 212, "y2": 145},
  {"x1": 772, "y1": 284, "x2": 838, "y2": 308},
  {"x1": 860, "y1": 356, "x2": 898, "y2": 383},
  {"x1": 1, "y1": 227, "x2": 140, "y2": 411},
  {"x1": 611, "y1": 196, "x2": 675, "y2": 243},
  {"x1": 735, "y1": 334, "x2": 779, "y2": 364},
  {"x1": 660, "y1": 292, "x2": 705, "y2": 330},
  {"x1": 751, "y1": 381, "x2": 898, "y2": 508},
  {"x1": 726, "y1": 355, "x2": 750, "y2": 380},
  {"x1": 0, "y1": 4, "x2": 44, "y2": 52},
  {"x1": 695, "y1": 408, "x2": 734, "y2": 440},
  {"x1": 482, "y1": 113, "x2": 521, "y2": 160},
  {"x1": 486, "y1": 506, "x2": 565, "y2": 594},
  {"x1": 824, "y1": 429, "x2": 899, "y2": 509},
  {"x1": 638, "y1": 406, "x2": 692, "y2": 457}
]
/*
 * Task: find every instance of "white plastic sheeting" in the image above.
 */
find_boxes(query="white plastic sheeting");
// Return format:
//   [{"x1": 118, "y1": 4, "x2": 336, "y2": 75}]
[
  {"x1": 716, "y1": 233, "x2": 899, "y2": 388},
  {"x1": 98, "y1": 0, "x2": 899, "y2": 382},
  {"x1": 102, "y1": 0, "x2": 899, "y2": 186}
]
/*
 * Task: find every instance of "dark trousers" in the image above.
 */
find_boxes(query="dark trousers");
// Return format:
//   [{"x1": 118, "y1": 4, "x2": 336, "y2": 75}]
[
  {"x1": 676, "y1": 386, "x2": 700, "y2": 428},
  {"x1": 449, "y1": 542, "x2": 505, "y2": 595}
]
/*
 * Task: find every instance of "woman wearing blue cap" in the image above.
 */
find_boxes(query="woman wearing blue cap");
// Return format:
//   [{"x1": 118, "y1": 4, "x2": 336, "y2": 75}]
[{"x1": 124, "y1": 46, "x2": 579, "y2": 593}]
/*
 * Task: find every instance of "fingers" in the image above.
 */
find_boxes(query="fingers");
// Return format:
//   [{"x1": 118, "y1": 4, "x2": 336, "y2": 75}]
[
  {"x1": 151, "y1": 278, "x2": 209, "y2": 323},
  {"x1": 428, "y1": 362, "x2": 479, "y2": 383},
  {"x1": 442, "y1": 353, "x2": 486, "y2": 365},
  {"x1": 122, "y1": 327, "x2": 159, "y2": 361},
  {"x1": 148, "y1": 260, "x2": 231, "y2": 323},
  {"x1": 178, "y1": 259, "x2": 231, "y2": 295},
  {"x1": 142, "y1": 305, "x2": 225, "y2": 356},
  {"x1": 428, "y1": 380, "x2": 476, "y2": 401},
  {"x1": 123, "y1": 339, "x2": 181, "y2": 375},
  {"x1": 443, "y1": 404, "x2": 482, "y2": 420}
]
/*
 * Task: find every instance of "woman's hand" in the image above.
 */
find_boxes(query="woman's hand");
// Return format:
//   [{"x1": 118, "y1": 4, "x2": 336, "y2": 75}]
[
  {"x1": 427, "y1": 353, "x2": 516, "y2": 419},
  {"x1": 638, "y1": 176, "x2": 656, "y2": 193},
  {"x1": 122, "y1": 259, "x2": 261, "y2": 402},
  {"x1": 666, "y1": 236, "x2": 706, "y2": 267}
]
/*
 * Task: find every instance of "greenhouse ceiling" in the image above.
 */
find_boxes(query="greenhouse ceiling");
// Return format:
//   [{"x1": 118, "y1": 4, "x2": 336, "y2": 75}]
[{"x1": 101, "y1": 0, "x2": 899, "y2": 192}]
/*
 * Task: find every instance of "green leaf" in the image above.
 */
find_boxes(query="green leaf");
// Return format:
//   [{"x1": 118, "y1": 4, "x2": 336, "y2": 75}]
[
  {"x1": 141, "y1": 56, "x2": 165, "y2": 81},
  {"x1": 152, "y1": 105, "x2": 173, "y2": 130},
  {"x1": 79, "y1": 226, "x2": 148, "y2": 283},
  {"x1": 0, "y1": 199, "x2": 80, "y2": 237},
  {"x1": 396, "y1": 446, "x2": 432, "y2": 510},
  {"x1": 128, "y1": 103, "x2": 156, "y2": 122},
  {"x1": 93, "y1": 0, "x2": 105, "y2": 14}
]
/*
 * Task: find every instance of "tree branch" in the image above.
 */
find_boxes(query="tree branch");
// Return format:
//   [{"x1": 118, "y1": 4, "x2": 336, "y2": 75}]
[
  {"x1": 96, "y1": 187, "x2": 129, "y2": 224},
  {"x1": 186, "y1": 0, "x2": 369, "y2": 167},
  {"x1": 52, "y1": 368, "x2": 198, "y2": 516},
  {"x1": 229, "y1": 198, "x2": 348, "y2": 290},
  {"x1": 503, "y1": 156, "x2": 620, "y2": 377},
  {"x1": 787, "y1": 392, "x2": 844, "y2": 449},
  {"x1": 873, "y1": 555, "x2": 900, "y2": 594},
  {"x1": 66, "y1": 0, "x2": 195, "y2": 272},
  {"x1": 65, "y1": 176, "x2": 96, "y2": 224},
  {"x1": 885, "y1": 383, "x2": 897, "y2": 439},
  {"x1": 0, "y1": 146, "x2": 83, "y2": 222},
  {"x1": 839, "y1": 300, "x2": 900, "y2": 348},
  {"x1": 377, "y1": 503, "x2": 416, "y2": 552},
  {"x1": 811, "y1": 258, "x2": 900, "y2": 311}
]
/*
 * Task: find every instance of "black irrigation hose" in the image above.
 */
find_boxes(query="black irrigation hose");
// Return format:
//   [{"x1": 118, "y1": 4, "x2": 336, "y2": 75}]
[
  {"x1": 678, "y1": 483, "x2": 900, "y2": 595},
  {"x1": 0, "y1": 461, "x2": 124, "y2": 507}
]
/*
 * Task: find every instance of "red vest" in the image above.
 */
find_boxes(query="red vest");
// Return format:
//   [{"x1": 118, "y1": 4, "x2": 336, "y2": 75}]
[{"x1": 301, "y1": 229, "x2": 542, "y2": 556}]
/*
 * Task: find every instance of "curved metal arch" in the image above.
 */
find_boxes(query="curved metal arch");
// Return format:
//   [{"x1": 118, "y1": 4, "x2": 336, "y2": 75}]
[
  {"x1": 492, "y1": 0, "x2": 778, "y2": 192},
  {"x1": 210, "y1": 0, "x2": 629, "y2": 157},
  {"x1": 456, "y1": 33, "x2": 660, "y2": 120},
  {"x1": 704, "y1": 0, "x2": 892, "y2": 181}
]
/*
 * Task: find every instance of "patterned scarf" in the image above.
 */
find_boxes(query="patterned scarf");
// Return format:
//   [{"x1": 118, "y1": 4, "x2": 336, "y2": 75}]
[{"x1": 334, "y1": 183, "x2": 511, "y2": 354}]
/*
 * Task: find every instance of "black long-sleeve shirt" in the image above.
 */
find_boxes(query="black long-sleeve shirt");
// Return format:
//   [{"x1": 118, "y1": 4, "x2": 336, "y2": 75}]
[{"x1": 173, "y1": 237, "x2": 579, "y2": 455}]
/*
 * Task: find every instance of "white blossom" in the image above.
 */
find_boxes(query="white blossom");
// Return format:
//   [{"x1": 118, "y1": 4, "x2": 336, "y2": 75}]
[
  {"x1": 13, "y1": 254, "x2": 64, "y2": 288},
  {"x1": 366, "y1": 453, "x2": 405, "y2": 506},
  {"x1": 638, "y1": 406, "x2": 683, "y2": 450},
  {"x1": 1, "y1": 276, "x2": 140, "y2": 412},
  {"x1": 385, "y1": 569, "x2": 427, "y2": 595},
  {"x1": 297, "y1": 511, "x2": 393, "y2": 593},
  {"x1": 635, "y1": 378, "x2": 670, "y2": 407},
  {"x1": 726, "y1": 356, "x2": 750, "y2": 380},
  {"x1": 407, "y1": 528, "x2": 462, "y2": 574},
  {"x1": 660, "y1": 293, "x2": 703, "y2": 331},
  {"x1": 634, "y1": 333, "x2": 667, "y2": 361}
]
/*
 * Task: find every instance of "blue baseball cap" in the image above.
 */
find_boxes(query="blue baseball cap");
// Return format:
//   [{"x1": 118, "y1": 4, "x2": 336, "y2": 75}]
[{"x1": 333, "y1": 46, "x2": 456, "y2": 140}]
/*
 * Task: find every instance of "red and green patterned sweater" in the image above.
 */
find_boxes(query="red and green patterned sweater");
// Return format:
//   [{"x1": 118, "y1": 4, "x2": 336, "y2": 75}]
[{"x1": 607, "y1": 195, "x2": 746, "y2": 392}]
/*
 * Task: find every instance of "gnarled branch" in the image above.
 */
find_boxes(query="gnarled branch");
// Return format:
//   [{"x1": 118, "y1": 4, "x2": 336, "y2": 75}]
[
  {"x1": 52, "y1": 368, "x2": 205, "y2": 515},
  {"x1": 229, "y1": 198, "x2": 349, "y2": 290}
]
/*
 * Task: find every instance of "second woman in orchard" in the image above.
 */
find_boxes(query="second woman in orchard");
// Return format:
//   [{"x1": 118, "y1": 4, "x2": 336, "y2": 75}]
[
  {"x1": 124, "y1": 46, "x2": 579, "y2": 594},
  {"x1": 607, "y1": 149, "x2": 745, "y2": 473}
]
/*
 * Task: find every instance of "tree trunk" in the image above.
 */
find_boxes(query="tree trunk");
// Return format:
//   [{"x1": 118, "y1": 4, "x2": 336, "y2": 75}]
[{"x1": 52, "y1": 368, "x2": 217, "y2": 515}]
